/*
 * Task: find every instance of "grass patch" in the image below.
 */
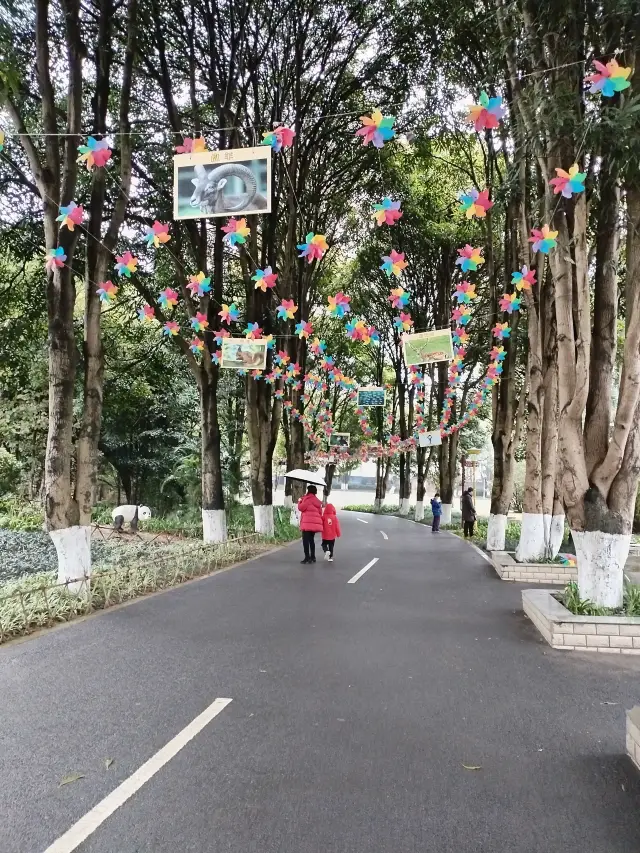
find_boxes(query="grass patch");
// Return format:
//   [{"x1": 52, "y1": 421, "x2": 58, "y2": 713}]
[{"x1": 557, "y1": 581, "x2": 640, "y2": 617}]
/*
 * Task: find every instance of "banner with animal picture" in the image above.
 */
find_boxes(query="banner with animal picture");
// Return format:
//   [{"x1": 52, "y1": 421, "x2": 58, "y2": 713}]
[
  {"x1": 173, "y1": 146, "x2": 271, "y2": 220},
  {"x1": 402, "y1": 328, "x2": 453, "y2": 366},
  {"x1": 329, "y1": 432, "x2": 351, "y2": 448},
  {"x1": 357, "y1": 386, "x2": 386, "y2": 406},
  {"x1": 220, "y1": 338, "x2": 268, "y2": 370},
  {"x1": 418, "y1": 429, "x2": 442, "y2": 448}
]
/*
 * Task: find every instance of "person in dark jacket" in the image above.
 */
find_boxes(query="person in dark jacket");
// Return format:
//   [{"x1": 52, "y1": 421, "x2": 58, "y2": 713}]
[
  {"x1": 430, "y1": 493, "x2": 442, "y2": 532},
  {"x1": 461, "y1": 487, "x2": 476, "y2": 537},
  {"x1": 298, "y1": 485, "x2": 324, "y2": 563}
]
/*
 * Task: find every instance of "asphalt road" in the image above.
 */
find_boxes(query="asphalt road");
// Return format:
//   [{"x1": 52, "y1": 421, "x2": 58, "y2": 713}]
[{"x1": 2, "y1": 512, "x2": 640, "y2": 853}]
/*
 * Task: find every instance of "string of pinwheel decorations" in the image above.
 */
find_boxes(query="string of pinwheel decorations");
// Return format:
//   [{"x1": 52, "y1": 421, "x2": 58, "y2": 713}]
[{"x1": 21, "y1": 53, "x2": 632, "y2": 463}]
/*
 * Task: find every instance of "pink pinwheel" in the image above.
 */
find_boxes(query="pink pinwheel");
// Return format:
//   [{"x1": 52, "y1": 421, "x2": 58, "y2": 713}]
[
  {"x1": 380, "y1": 250, "x2": 408, "y2": 277},
  {"x1": 190, "y1": 311, "x2": 209, "y2": 332},
  {"x1": 252, "y1": 266, "x2": 278, "y2": 292},
  {"x1": 452, "y1": 327, "x2": 469, "y2": 346},
  {"x1": 244, "y1": 322, "x2": 263, "y2": 340},
  {"x1": 77, "y1": 136, "x2": 111, "y2": 170},
  {"x1": 466, "y1": 91, "x2": 505, "y2": 132},
  {"x1": 309, "y1": 337, "x2": 327, "y2": 356},
  {"x1": 277, "y1": 299, "x2": 298, "y2": 320},
  {"x1": 218, "y1": 303, "x2": 240, "y2": 323},
  {"x1": 372, "y1": 198, "x2": 403, "y2": 226},
  {"x1": 163, "y1": 321, "x2": 180, "y2": 336},
  {"x1": 458, "y1": 188, "x2": 493, "y2": 219},
  {"x1": 367, "y1": 326, "x2": 380, "y2": 344},
  {"x1": 511, "y1": 266, "x2": 536, "y2": 291},
  {"x1": 346, "y1": 319, "x2": 366, "y2": 341},
  {"x1": 260, "y1": 125, "x2": 296, "y2": 152},
  {"x1": 222, "y1": 217, "x2": 251, "y2": 246},
  {"x1": 394, "y1": 312, "x2": 413, "y2": 332},
  {"x1": 144, "y1": 221, "x2": 171, "y2": 248},
  {"x1": 355, "y1": 110, "x2": 396, "y2": 148},
  {"x1": 492, "y1": 322, "x2": 511, "y2": 340},
  {"x1": 274, "y1": 350, "x2": 290, "y2": 366},
  {"x1": 263, "y1": 334, "x2": 275, "y2": 350},
  {"x1": 327, "y1": 292, "x2": 351, "y2": 317},
  {"x1": 56, "y1": 201, "x2": 84, "y2": 231},
  {"x1": 297, "y1": 233, "x2": 329, "y2": 263},
  {"x1": 214, "y1": 328, "x2": 231, "y2": 345},
  {"x1": 499, "y1": 292, "x2": 521, "y2": 314},
  {"x1": 46, "y1": 246, "x2": 66, "y2": 270},
  {"x1": 586, "y1": 59, "x2": 632, "y2": 98},
  {"x1": 454, "y1": 280, "x2": 477, "y2": 303},
  {"x1": 529, "y1": 225, "x2": 558, "y2": 254},
  {"x1": 187, "y1": 271, "x2": 211, "y2": 298},
  {"x1": 288, "y1": 361, "x2": 301, "y2": 376},
  {"x1": 138, "y1": 304, "x2": 155, "y2": 322},
  {"x1": 158, "y1": 287, "x2": 178, "y2": 309},
  {"x1": 96, "y1": 280, "x2": 118, "y2": 303},
  {"x1": 174, "y1": 136, "x2": 206, "y2": 154},
  {"x1": 115, "y1": 252, "x2": 138, "y2": 278},
  {"x1": 452, "y1": 306, "x2": 472, "y2": 325},
  {"x1": 295, "y1": 321, "x2": 313, "y2": 339},
  {"x1": 190, "y1": 337, "x2": 204, "y2": 355},
  {"x1": 490, "y1": 345, "x2": 506, "y2": 362},
  {"x1": 388, "y1": 286, "x2": 410, "y2": 308},
  {"x1": 550, "y1": 164, "x2": 586, "y2": 198},
  {"x1": 456, "y1": 245, "x2": 484, "y2": 272}
]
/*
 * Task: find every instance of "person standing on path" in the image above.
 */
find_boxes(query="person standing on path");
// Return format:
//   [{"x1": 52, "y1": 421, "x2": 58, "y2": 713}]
[
  {"x1": 461, "y1": 487, "x2": 476, "y2": 537},
  {"x1": 298, "y1": 485, "x2": 324, "y2": 563},
  {"x1": 430, "y1": 493, "x2": 442, "y2": 532},
  {"x1": 321, "y1": 503, "x2": 341, "y2": 562}
]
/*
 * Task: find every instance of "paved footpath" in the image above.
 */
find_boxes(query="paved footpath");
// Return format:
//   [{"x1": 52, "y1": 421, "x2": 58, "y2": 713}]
[{"x1": 2, "y1": 512, "x2": 640, "y2": 852}]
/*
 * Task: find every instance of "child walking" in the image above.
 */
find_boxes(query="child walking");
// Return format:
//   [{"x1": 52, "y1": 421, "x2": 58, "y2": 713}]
[
  {"x1": 297, "y1": 485, "x2": 324, "y2": 564},
  {"x1": 321, "y1": 503, "x2": 341, "y2": 562},
  {"x1": 430, "y1": 492, "x2": 442, "y2": 532}
]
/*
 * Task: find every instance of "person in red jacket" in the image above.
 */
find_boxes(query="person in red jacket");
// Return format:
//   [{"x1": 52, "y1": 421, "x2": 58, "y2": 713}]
[
  {"x1": 297, "y1": 485, "x2": 324, "y2": 564},
  {"x1": 321, "y1": 503, "x2": 341, "y2": 562}
]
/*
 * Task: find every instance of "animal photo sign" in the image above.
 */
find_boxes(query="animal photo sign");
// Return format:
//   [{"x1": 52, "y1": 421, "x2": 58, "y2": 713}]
[
  {"x1": 418, "y1": 429, "x2": 442, "y2": 447},
  {"x1": 173, "y1": 146, "x2": 271, "y2": 220},
  {"x1": 402, "y1": 328, "x2": 453, "y2": 366},
  {"x1": 357, "y1": 386, "x2": 386, "y2": 406},
  {"x1": 220, "y1": 338, "x2": 268, "y2": 370},
  {"x1": 329, "y1": 432, "x2": 351, "y2": 447}
]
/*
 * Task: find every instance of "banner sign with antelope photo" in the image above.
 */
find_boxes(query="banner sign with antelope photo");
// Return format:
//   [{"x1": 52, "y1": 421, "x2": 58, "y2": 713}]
[{"x1": 173, "y1": 147, "x2": 272, "y2": 220}]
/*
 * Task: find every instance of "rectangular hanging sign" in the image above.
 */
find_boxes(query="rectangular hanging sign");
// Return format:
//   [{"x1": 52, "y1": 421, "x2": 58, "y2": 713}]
[
  {"x1": 418, "y1": 430, "x2": 442, "y2": 447},
  {"x1": 220, "y1": 337, "x2": 268, "y2": 370},
  {"x1": 402, "y1": 328, "x2": 454, "y2": 366},
  {"x1": 357, "y1": 387, "x2": 386, "y2": 407}
]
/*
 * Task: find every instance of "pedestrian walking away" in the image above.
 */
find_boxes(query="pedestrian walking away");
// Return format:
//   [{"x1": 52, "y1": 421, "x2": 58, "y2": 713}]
[
  {"x1": 461, "y1": 487, "x2": 476, "y2": 537},
  {"x1": 430, "y1": 492, "x2": 442, "y2": 532},
  {"x1": 321, "y1": 502, "x2": 341, "y2": 562},
  {"x1": 297, "y1": 485, "x2": 324, "y2": 563}
]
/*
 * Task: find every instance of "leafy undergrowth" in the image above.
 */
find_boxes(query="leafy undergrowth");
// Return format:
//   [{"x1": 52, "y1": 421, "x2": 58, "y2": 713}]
[{"x1": 558, "y1": 581, "x2": 640, "y2": 617}]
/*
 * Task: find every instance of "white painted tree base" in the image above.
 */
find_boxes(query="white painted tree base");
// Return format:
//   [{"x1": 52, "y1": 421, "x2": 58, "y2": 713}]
[
  {"x1": 441, "y1": 503, "x2": 452, "y2": 525},
  {"x1": 486, "y1": 513, "x2": 507, "y2": 551},
  {"x1": 283, "y1": 494, "x2": 293, "y2": 509},
  {"x1": 549, "y1": 514, "x2": 565, "y2": 558},
  {"x1": 573, "y1": 529, "x2": 630, "y2": 609},
  {"x1": 399, "y1": 497, "x2": 410, "y2": 516},
  {"x1": 50, "y1": 525, "x2": 91, "y2": 595},
  {"x1": 516, "y1": 513, "x2": 545, "y2": 562},
  {"x1": 253, "y1": 504, "x2": 274, "y2": 536},
  {"x1": 202, "y1": 509, "x2": 228, "y2": 544},
  {"x1": 414, "y1": 500, "x2": 424, "y2": 522}
]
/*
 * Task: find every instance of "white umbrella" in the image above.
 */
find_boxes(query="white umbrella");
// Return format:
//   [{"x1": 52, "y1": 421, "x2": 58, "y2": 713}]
[{"x1": 284, "y1": 468, "x2": 327, "y2": 487}]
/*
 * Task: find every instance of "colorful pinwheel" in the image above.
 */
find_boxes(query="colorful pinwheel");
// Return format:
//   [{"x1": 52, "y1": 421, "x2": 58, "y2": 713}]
[
  {"x1": 263, "y1": 334, "x2": 275, "y2": 350},
  {"x1": 489, "y1": 345, "x2": 506, "y2": 362},
  {"x1": 492, "y1": 322, "x2": 511, "y2": 340},
  {"x1": 295, "y1": 320, "x2": 313, "y2": 339},
  {"x1": 144, "y1": 221, "x2": 171, "y2": 248},
  {"x1": 56, "y1": 201, "x2": 84, "y2": 231},
  {"x1": 0, "y1": 130, "x2": 4, "y2": 153},
  {"x1": 559, "y1": 553, "x2": 577, "y2": 567},
  {"x1": 511, "y1": 266, "x2": 536, "y2": 291},
  {"x1": 550, "y1": 164, "x2": 586, "y2": 198},
  {"x1": 452, "y1": 306, "x2": 472, "y2": 325},
  {"x1": 252, "y1": 266, "x2": 278, "y2": 292},
  {"x1": 214, "y1": 328, "x2": 231, "y2": 345},
  {"x1": 366, "y1": 325, "x2": 380, "y2": 344},
  {"x1": 297, "y1": 232, "x2": 329, "y2": 263},
  {"x1": 380, "y1": 250, "x2": 408, "y2": 277},
  {"x1": 452, "y1": 327, "x2": 469, "y2": 346},
  {"x1": 287, "y1": 361, "x2": 301, "y2": 376},
  {"x1": 190, "y1": 311, "x2": 209, "y2": 332},
  {"x1": 455, "y1": 245, "x2": 484, "y2": 272},
  {"x1": 394, "y1": 312, "x2": 413, "y2": 332},
  {"x1": 458, "y1": 188, "x2": 493, "y2": 219},
  {"x1": 372, "y1": 198, "x2": 403, "y2": 226},
  {"x1": 163, "y1": 321, "x2": 180, "y2": 336},
  {"x1": 309, "y1": 338, "x2": 327, "y2": 356},
  {"x1": 190, "y1": 337, "x2": 204, "y2": 355},
  {"x1": 218, "y1": 303, "x2": 240, "y2": 323},
  {"x1": 277, "y1": 299, "x2": 298, "y2": 320},
  {"x1": 327, "y1": 292, "x2": 351, "y2": 317},
  {"x1": 46, "y1": 246, "x2": 66, "y2": 271},
  {"x1": 586, "y1": 59, "x2": 632, "y2": 98},
  {"x1": 466, "y1": 91, "x2": 505, "y2": 132},
  {"x1": 222, "y1": 217, "x2": 251, "y2": 246},
  {"x1": 529, "y1": 225, "x2": 558, "y2": 254},
  {"x1": 454, "y1": 280, "x2": 477, "y2": 303},
  {"x1": 187, "y1": 271, "x2": 211, "y2": 298},
  {"x1": 355, "y1": 110, "x2": 396, "y2": 148},
  {"x1": 77, "y1": 136, "x2": 112, "y2": 170},
  {"x1": 211, "y1": 351, "x2": 221, "y2": 365},
  {"x1": 115, "y1": 252, "x2": 138, "y2": 278},
  {"x1": 274, "y1": 350, "x2": 290, "y2": 366},
  {"x1": 158, "y1": 287, "x2": 178, "y2": 309},
  {"x1": 499, "y1": 292, "x2": 521, "y2": 314},
  {"x1": 388, "y1": 286, "x2": 410, "y2": 308},
  {"x1": 96, "y1": 280, "x2": 118, "y2": 303},
  {"x1": 345, "y1": 319, "x2": 365, "y2": 341},
  {"x1": 174, "y1": 136, "x2": 207, "y2": 154},
  {"x1": 244, "y1": 322, "x2": 263, "y2": 339},
  {"x1": 260, "y1": 125, "x2": 295, "y2": 152},
  {"x1": 138, "y1": 305, "x2": 155, "y2": 322}
]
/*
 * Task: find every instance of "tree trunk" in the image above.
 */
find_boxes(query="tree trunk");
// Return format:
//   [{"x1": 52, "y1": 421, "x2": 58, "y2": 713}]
[
  {"x1": 201, "y1": 366, "x2": 227, "y2": 543},
  {"x1": 246, "y1": 378, "x2": 281, "y2": 536},
  {"x1": 415, "y1": 446, "x2": 426, "y2": 521},
  {"x1": 439, "y1": 433, "x2": 457, "y2": 524}
]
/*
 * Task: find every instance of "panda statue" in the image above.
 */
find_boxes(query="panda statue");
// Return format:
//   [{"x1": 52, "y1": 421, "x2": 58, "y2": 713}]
[{"x1": 111, "y1": 504, "x2": 151, "y2": 532}]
